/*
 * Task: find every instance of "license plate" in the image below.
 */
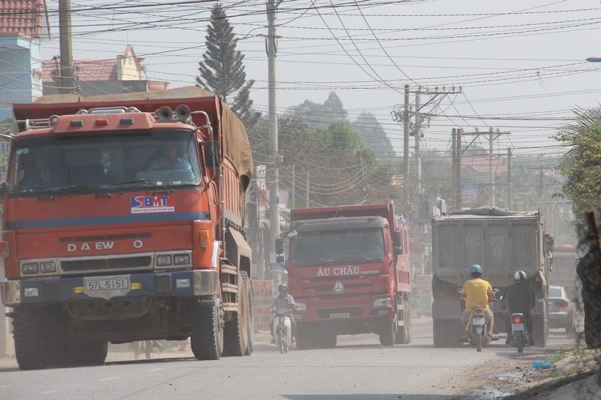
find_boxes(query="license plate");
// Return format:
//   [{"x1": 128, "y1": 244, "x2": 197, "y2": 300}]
[
  {"x1": 512, "y1": 323, "x2": 524, "y2": 331},
  {"x1": 472, "y1": 317, "x2": 485, "y2": 326},
  {"x1": 330, "y1": 313, "x2": 350, "y2": 319},
  {"x1": 84, "y1": 275, "x2": 131, "y2": 300}
]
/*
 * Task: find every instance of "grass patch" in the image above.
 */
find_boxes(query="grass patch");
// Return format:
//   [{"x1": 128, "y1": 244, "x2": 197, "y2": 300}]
[{"x1": 549, "y1": 348, "x2": 570, "y2": 363}]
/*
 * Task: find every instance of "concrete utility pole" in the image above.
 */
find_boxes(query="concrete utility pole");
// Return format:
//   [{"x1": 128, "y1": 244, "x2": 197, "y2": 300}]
[
  {"x1": 266, "y1": 0, "x2": 282, "y2": 249},
  {"x1": 507, "y1": 148, "x2": 512, "y2": 209},
  {"x1": 452, "y1": 128, "x2": 463, "y2": 210},
  {"x1": 58, "y1": 0, "x2": 74, "y2": 94},
  {"x1": 403, "y1": 85, "x2": 410, "y2": 179}
]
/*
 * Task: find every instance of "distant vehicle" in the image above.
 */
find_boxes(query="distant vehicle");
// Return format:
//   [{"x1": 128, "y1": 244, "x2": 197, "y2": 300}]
[
  {"x1": 548, "y1": 286, "x2": 575, "y2": 333},
  {"x1": 276, "y1": 202, "x2": 412, "y2": 349},
  {"x1": 548, "y1": 244, "x2": 579, "y2": 300},
  {"x1": 431, "y1": 207, "x2": 551, "y2": 348}
]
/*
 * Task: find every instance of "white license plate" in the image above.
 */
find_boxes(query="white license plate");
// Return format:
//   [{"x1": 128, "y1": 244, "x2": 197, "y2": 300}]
[
  {"x1": 472, "y1": 317, "x2": 486, "y2": 326},
  {"x1": 512, "y1": 323, "x2": 524, "y2": 331},
  {"x1": 84, "y1": 275, "x2": 131, "y2": 299},
  {"x1": 330, "y1": 313, "x2": 350, "y2": 319}
]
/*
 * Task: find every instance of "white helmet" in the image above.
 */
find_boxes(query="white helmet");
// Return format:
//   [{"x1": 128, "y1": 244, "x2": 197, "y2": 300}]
[{"x1": 514, "y1": 270, "x2": 527, "y2": 281}]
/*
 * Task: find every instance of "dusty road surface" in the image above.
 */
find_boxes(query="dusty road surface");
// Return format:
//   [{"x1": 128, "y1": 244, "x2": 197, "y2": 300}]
[{"x1": 0, "y1": 317, "x2": 584, "y2": 400}]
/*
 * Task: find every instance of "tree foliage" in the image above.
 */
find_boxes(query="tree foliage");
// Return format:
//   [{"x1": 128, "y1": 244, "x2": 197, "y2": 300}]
[
  {"x1": 288, "y1": 92, "x2": 348, "y2": 130},
  {"x1": 556, "y1": 107, "x2": 601, "y2": 217},
  {"x1": 352, "y1": 112, "x2": 397, "y2": 163},
  {"x1": 196, "y1": 3, "x2": 260, "y2": 130}
]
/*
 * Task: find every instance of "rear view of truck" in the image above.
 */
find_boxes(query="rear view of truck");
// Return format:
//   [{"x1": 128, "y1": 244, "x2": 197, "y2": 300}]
[
  {"x1": 279, "y1": 203, "x2": 412, "y2": 348},
  {"x1": 0, "y1": 87, "x2": 254, "y2": 369},
  {"x1": 431, "y1": 207, "x2": 550, "y2": 348}
]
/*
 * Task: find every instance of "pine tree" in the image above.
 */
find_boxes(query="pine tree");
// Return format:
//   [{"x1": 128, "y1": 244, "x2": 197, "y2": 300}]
[{"x1": 196, "y1": 3, "x2": 260, "y2": 130}]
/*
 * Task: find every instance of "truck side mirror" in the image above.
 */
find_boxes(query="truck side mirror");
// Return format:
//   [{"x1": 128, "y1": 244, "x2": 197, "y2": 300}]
[
  {"x1": 392, "y1": 231, "x2": 402, "y2": 246},
  {"x1": 204, "y1": 140, "x2": 220, "y2": 169},
  {"x1": 275, "y1": 238, "x2": 284, "y2": 254},
  {"x1": 392, "y1": 231, "x2": 403, "y2": 254}
]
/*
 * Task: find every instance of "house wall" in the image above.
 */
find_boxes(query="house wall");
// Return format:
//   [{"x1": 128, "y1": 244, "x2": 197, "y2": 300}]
[{"x1": 0, "y1": 37, "x2": 42, "y2": 121}]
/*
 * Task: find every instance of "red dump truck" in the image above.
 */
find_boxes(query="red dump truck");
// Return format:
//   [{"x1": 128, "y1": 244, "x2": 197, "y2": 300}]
[
  {"x1": 275, "y1": 202, "x2": 412, "y2": 348},
  {"x1": 0, "y1": 87, "x2": 254, "y2": 369}
]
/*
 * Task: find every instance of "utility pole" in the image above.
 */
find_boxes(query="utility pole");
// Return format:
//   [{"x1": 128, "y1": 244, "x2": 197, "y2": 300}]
[
  {"x1": 58, "y1": 0, "x2": 74, "y2": 94},
  {"x1": 266, "y1": 0, "x2": 282, "y2": 249},
  {"x1": 392, "y1": 85, "x2": 462, "y2": 202},
  {"x1": 306, "y1": 170, "x2": 310, "y2": 208},
  {"x1": 452, "y1": 128, "x2": 463, "y2": 210},
  {"x1": 291, "y1": 164, "x2": 295, "y2": 210},
  {"x1": 507, "y1": 148, "x2": 512, "y2": 209},
  {"x1": 403, "y1": 84, "x2": 410, "y2": 180}
]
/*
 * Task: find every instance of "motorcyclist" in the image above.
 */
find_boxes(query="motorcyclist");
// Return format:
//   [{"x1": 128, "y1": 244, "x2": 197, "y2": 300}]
[
  {"x1": 269, "y1": 283, "x2": 296, "y2": 343},
  {"x1": 501, "y1": 270, "x2": 536, "y2": 346},
  {"x1": 460, "y1": 264, "x2": 496, "y2": 339}
]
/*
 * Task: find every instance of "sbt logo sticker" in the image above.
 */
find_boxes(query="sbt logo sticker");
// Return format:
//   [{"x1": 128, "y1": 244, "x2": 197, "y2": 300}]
[{"x1": 131, "y1": 195, "x2": 175, "y2": 214}]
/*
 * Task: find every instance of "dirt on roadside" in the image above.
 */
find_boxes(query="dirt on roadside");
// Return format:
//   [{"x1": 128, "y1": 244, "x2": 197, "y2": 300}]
[{"x1": 445, "y1": 347, "x2": 600, "y2": 399}]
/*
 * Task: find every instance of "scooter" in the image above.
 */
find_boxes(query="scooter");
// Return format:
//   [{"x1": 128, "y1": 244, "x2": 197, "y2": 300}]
[
  {"x1": 510, "y1": 313, "x2": 529, "y2": 353},
  {"x1": 468, "y1": 307, "x2": 492, "y2": 352},
  {"x1": 272, "y1": 310, "x2": 292, "y2": 354}
]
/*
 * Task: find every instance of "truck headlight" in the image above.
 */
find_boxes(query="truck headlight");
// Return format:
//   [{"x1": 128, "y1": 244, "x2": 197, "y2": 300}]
[
  {"x1": 40, "y1": 261, "x2": 57, "y2": 273},
  {"x1": 156, "y1": 255, "x2": 172, "y2": 266},
  {"x1": 22, "y1": 263, "x2": 39, "y2": 275},
  {"x1": 373, "y1": 297, "x2": 392, "y2": 307}
]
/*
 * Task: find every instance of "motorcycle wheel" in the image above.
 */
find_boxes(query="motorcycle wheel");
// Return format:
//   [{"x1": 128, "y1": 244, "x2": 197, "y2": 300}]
[
  {"x1": 517, "y1": 334, "x2": 524, "y2": 353},
  {"x1": 475, "y1": 331, "x2": 482, "y2": 352},
  {"x1": 278, "y1": 330, "x2": 285, "y2": 354}
]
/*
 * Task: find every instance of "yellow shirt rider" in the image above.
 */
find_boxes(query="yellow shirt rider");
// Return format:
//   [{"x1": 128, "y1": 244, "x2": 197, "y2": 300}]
[{"x1": 460, "y1": 264, "x2": 496, "y2": 338}]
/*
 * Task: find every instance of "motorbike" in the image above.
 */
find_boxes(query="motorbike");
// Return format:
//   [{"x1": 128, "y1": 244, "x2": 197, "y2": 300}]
[
  {"x1": 467, "y1": 307, "x2": 493, "y2": 352},
  {"x1": 509, "y1": 313, "x2": 529, "y2": 353},
  {"x1": 272, "y1": 309, "x2": 293, "y2": 354}
]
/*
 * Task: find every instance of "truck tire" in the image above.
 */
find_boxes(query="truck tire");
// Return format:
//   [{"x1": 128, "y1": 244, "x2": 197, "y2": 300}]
[
  {"x1": 433, "y1": 318, "x2": 447, "y2": 348},
  {"x1": 379, "y1": 318, "x2": 396, "y2": 346},
  {"x1": 223, "y1": 272, "x2": 250, "y2": 357},
  {"x1": 68, "y1": 341, "x2": 108, "y2": 366},
  {"x1": 533, "y1": 302, "x2": 548, "y2": 348},
  {"x1": 13, "y1": 307, "x2": 47, "y2": 370},
  {"x1": 242, "y1": 272, "x2": 254, "y2": 356},
  {"x1": 191, "y1": 297, "x2": 224, "y2": 360},
  {"x1": 320, "y1": 332, "x2": 337, "y2": 349},
  {"x1": 396, "y1": 299, "x2": 412, "y2": 344},
  {"x1": 295, "y1": 325, "x2": 312, "y2": 350}
]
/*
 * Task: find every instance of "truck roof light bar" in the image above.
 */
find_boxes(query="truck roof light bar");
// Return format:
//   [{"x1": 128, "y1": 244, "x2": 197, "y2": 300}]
[{"x1": 70, "y1": 120, "x2": 84, "y2": 127}]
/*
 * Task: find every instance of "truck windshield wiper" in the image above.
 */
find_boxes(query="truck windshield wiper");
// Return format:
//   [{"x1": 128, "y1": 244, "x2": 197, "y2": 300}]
[{"x1": 105, "y1": 179, "x2": 168, "y2": 190}]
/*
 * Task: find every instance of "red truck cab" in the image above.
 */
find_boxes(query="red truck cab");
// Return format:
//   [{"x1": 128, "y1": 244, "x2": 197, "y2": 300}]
[{"x1": 277, "y1": 203, "x2": 412, "y2": 349}]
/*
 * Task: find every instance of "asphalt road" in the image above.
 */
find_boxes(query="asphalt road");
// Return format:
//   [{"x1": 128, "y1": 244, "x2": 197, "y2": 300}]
[{"x1": 0, "y1": 317, "x2": 579, "y2": 400}]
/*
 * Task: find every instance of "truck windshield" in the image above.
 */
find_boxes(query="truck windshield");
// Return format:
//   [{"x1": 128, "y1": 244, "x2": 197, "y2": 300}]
[
  {"x1": 6, "y1": 130, "x2": 201, "y2": 194},
  {"x1": 290, "y1": 229, "x2": 384, "y2": 266}
]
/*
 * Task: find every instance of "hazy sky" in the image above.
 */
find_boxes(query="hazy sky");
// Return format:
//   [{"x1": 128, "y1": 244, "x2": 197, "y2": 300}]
[{"x1": 40, "y1": 1, "x2": 601, "y2": 158}]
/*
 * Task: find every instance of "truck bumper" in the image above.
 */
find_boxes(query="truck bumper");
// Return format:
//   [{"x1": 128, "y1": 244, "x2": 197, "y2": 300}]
[{"x1": 1, "y1": 270, "x2": 218, "y2": 307}]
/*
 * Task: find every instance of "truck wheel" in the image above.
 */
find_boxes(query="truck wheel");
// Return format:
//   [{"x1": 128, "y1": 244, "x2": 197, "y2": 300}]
[
  {"x1": 223, "y1": 272, "x2": 250, "y2": 357},
  {"x1": 433, "y1": 318, "x2": 447, "y2": 348},
  {"x1": 242, "y1": 272, "x2": 254, "y2": 356},
  {"x1": 396, "y1": 299, "x2": 412, "y2": 344},
  {"x1": 13, "y1": 307, "x2": 48, "y2": 370},
  {"x1": 379, "y1": 318, "x2": 396, "y2": 346},
  {"x1": 295, "y1": 325, "x2": 311, "y2": 350},
  {"x1": 191, "y1": 297, "x2": 224, "y2": 360},
  {"x1": 532, "y1": 302, "x2": 548, "y2": 348},
  {"x1": 68, "y1": 341, "x2": 108, "y2": 366}
]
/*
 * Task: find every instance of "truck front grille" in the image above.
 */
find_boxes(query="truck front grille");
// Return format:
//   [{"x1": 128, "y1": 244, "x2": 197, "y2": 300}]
[{"x1": 61, "y1": 255, "x2": 152, "y2": 273}]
